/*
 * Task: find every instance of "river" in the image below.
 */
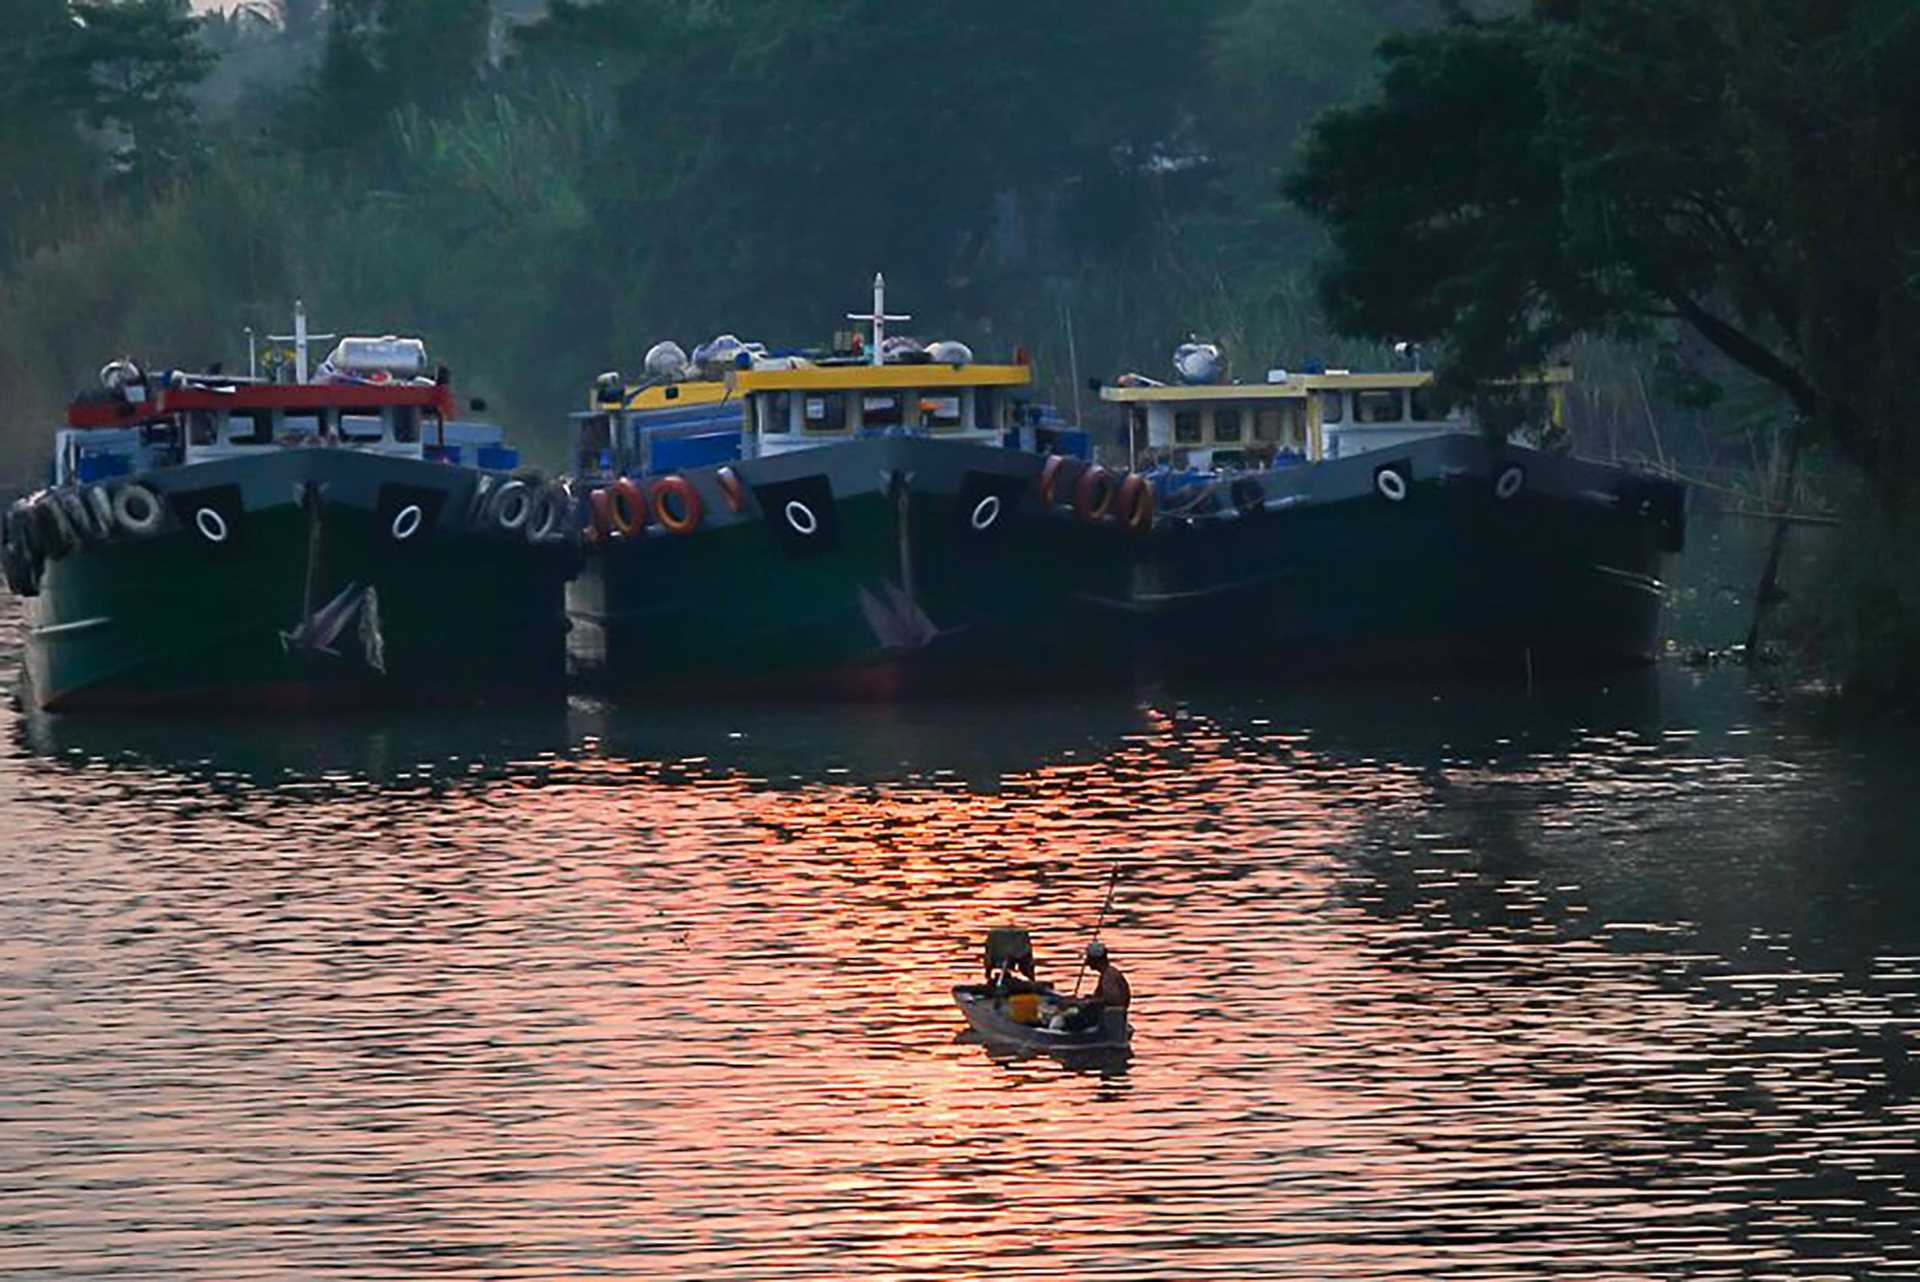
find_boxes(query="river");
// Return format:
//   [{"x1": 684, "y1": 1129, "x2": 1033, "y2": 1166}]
[{"x1": 1, "y1": 517, "x2": 1915, "y2": 1279}]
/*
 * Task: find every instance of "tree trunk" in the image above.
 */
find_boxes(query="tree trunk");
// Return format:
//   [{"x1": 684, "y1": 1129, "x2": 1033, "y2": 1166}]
[{"x1": 1742, "y1": 419, "x2": 1805, "y2": 660}]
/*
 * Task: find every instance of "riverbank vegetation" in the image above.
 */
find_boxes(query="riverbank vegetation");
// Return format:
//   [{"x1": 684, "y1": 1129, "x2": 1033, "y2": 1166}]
[
  {"x1": 1288, "y1": 0, "x2": 1920, "y2": 708},
  {"x1": 0, "y1": 0, "x2": 1432, "y2": 476},
  {"x1": 1, "y1": 0, "x2": 1913, "y2": 702}
]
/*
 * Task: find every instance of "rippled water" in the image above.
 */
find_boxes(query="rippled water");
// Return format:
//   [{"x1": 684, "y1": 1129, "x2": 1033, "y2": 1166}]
[{"x1": 4, "y1": 524, "x2": 1918, "y2": 1279}]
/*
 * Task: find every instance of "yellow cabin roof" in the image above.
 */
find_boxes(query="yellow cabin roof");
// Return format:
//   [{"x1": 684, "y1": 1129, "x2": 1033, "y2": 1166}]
[
  {"x1": 726, "y1": 362, "x2": 1033, "y2": 394},
  {"x1": 609, "y1": 361, "x2": 1032, "y2": 411},
  {"x1": 617, "y1": 379, "x2": 735, "y2": 413},
  {"x1": 1099, "y1": 366, "x2": 1571, "y2": 404}
]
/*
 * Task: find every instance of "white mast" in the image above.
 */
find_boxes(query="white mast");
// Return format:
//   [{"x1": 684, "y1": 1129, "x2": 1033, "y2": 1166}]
[
  {"x1": 268, "y1": 300, "x2": 336, "y2": 384},
  {"x1": 847, "y1": 272, "x2": 910, "y2": 367}
]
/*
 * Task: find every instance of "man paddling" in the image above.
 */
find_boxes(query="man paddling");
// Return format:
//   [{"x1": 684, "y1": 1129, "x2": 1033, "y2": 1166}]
[
  {"x1": 1082, "y1": 941, "x2": 1130, "y2": 1014},
  {"x1": 1055, "y1": 940, "x2": 1130, "y2": 1032}
]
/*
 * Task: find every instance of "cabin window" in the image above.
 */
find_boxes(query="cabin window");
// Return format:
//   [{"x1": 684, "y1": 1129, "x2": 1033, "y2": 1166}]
[
  {"x1": 232, "y1": 410, "x2": 276, "y2": 445},
  {"x1": 188, "y1": 411, "x2": 219, "y2": 446},
  {"x1": 1213, "y1": 408, "x2": 1243, "y2": 442},
  {"x1": 861, "y1": 394, "x2": 904, "y2": 430},
  {"x1": 1174, "y1": 411, "x2": 1202, "y2": 444},
  {"x1": 1354, "y1": 389, "x2": 1404, "y2": 423},
  {"x1": 923, "y1": 392, "x2": 966, "y2": 430},
  {"x1": 1408, "y1": 385, "x2": 1442, "y2": 421},
  {"x1": 804, "y1": 393, "x2": 848, "y2": 432},
  {"x1": 1319, "y1": 391, "x2": 1345, "y2": 423},
  {"x1": 974, "y1": 389, "x2": 1000, "y2": 431},
  {"x1": 758, "y1": 393, "x2": 793, "y2": 434},
  {"x1": 391, "y1": 406, "x2": 420, "y2": 443},
  {"x1": 339, "y1": 412, "x2": 384, "y2": 441},
  {"x1": 1254, "y1": 409, "x2": 1282, "y2": 442},
  {"x1": 575, "y1": 415, "x2": 609, "y2": 471}
]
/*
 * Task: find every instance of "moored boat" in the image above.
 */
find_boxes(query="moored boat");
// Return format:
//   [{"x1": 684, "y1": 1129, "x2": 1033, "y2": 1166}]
[
  {"x1": 564, "y1": 275, "x2": 1150, "y2": 696},
  {"x1": 1, "y1": 307, "x2": 580, "y2": 712},
  {"x1": 1099, "y1": 350, "x2": 1687, "y2": 672}
]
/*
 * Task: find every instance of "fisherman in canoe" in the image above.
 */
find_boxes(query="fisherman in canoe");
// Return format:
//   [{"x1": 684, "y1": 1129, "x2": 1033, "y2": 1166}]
[
  {"x1": 1053, "y1": 940, "x2": 1130, "y2": 1031},
  {"x1": 952, "y1": 868, "x2": 1134, "y2": 1057}
]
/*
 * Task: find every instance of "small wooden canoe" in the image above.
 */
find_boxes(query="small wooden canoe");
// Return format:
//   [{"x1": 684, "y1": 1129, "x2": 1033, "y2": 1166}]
[{"x1": 951, "y1": 984, "x2": 1132, "y2": 1058}]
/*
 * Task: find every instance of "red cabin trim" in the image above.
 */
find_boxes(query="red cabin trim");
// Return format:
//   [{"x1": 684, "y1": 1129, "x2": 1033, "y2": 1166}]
[{"x1": 66, "y1": 382, "x2": 455, "y2": 429}]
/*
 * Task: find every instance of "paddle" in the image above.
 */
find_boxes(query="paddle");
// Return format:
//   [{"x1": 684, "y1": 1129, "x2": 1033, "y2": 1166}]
[{"x1": 1071, "y1": 862, "x2": 1122, "y2": 998}]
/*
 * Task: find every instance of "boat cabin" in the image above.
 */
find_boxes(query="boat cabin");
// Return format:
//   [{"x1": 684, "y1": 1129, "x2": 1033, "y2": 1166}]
[
  {"x1": 734, "y1": 357, "x2": 1034, "y2": 460},
  {"x1": 57, "y1": 380, "x2": 483, "y2": 486},
  {"x1": 1102, "y1": 367, "x2": 1571, "y2": 472},
  {"x1": 570, "y1": 376, "x2": 743, "y2": 479},
  {"x1": 571, "y1": 275, "x2": 1102, "y2": 477},
  {"x1": 54, "y1": 318, "x2": 520, "y2": 486},
  {"x1": 571, "y1": 354, "x2": 1089, "y2": 475}
]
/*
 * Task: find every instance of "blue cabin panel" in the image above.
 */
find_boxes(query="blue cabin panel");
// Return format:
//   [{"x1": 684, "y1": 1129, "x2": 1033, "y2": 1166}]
[{"x1": 650, "y1": 431, "x2": 743, "y2": 472}]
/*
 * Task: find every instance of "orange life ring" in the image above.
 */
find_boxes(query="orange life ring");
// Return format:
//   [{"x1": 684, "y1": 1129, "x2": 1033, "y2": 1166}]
[
  {"x1": 608, "y1": 478, "x2": 647, "y2": 537},
  {"x1": 1116, "y1": 473, "x2": 1155, "y2": 533},
  {"x1": 1073, "y1": 465, "x2": 1116, "y2": 522},
  {"x1": 587, "y1": 487, "x2": 614, "y2": 541},
  {"x1": 716, "y1": 465, "x2": 746, "y2": 513},
  {"x1": 1036, "y1": 454, "x2": 1066, "y2": 505},
  {"x1": 649, "y1": 474, "x2": 703, "y2": 535}
]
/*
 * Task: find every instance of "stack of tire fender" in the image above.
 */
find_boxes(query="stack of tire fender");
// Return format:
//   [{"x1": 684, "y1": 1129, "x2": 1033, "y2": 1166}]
[
  {"x1": 1034, "y1": 455, "x2": 1155, "y2": 533},
  {"x1": 466, "y1": 474, "x2": 578, "y2": 546},
  {"x1": 1, "y1": 481, "x2": 166, "y2": 597},
  {"x1": 581, "y1": 472, "x2": 720, "y2": 543}
]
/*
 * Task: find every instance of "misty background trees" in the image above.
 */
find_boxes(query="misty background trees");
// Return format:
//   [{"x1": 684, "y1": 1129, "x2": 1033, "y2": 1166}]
[
  {"x1": 1, "y1": 0, "x2": 1914, "y2": 694},
  {"x1": 0, "y1": 0, "x2": 1479, "y2": 475}
]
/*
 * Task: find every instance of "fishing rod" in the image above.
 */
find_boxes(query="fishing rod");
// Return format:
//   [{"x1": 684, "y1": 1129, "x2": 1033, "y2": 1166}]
[{"x1": 1072, "y1": 862, "x2": 1122, "y2": 998}]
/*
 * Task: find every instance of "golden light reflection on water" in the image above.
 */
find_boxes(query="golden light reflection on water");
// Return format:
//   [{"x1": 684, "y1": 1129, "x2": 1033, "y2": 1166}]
[{"x1": 2, "y1": 640, "x2": 1918, "y2": 1276}]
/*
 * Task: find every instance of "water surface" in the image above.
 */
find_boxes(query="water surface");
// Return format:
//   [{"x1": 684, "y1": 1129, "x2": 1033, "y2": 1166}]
[{"x1": 2, "y1": 520, "x2": 1916, "y2": 1279}]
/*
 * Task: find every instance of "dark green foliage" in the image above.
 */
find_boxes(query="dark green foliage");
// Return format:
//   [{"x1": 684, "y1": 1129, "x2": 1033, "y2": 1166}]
[
  {"x1": 1287, "y1": 0, "x2": 1920, "y2": 485},
  {"x1": 303, "y1": 0, "x2": 493, "y2": 153},
  {"x1": 0, "y1": 0, "x2": 95, "y2": 265},
  {"x1": 0, "y1": 0, "x2": 1443, "y2": 464},
  {"x1": 510, "y1": 0, "x2": 1219, "y2": 343},
  {"x1": 50, "y1": 0, "x2": 215, "y2": 184},
  {"x1": 1289, "y1": 0, "x2": 1920, "y2": 698}
]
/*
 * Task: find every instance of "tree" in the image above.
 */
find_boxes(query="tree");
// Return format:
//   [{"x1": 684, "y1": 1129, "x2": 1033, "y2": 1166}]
[
  {"x1": 0, "y1": 0, "x2": 99, "y2": 263},
  {"x1": 1285, "y1": 0, "x2": 1920, "y2": 487},
  {"x1": 304, "y1": 0, "x2": 493, "y2": 152},
  {"x1": 50, "y1": 0, "x2": 215, "y2": 187}
]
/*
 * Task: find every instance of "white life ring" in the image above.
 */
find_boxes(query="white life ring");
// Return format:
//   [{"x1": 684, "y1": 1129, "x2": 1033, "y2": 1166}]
[
  {"x1": 525, "y1": 484, "x2": 570, "y2": 544},
  {"x1": 467, "y1": 473, "x2": 496, "y2": 524},
  {"x1": 391, "y1": 504, "x2": 424, "y2": 541},
  {"x1": 30, "y1": 494, "x2": 73, "y2": 559},
  {"x1": 1495, "y1": 465, "x2": 1525, "y2": 500},
  {"x1": 491, "y1": 479, "x2": 531, "y2": 532},
  {"x1": 86, "y1": 486, "x2": 116, "y2": 538},
  {"x1": 112, "y1": 483, "x2": 164, "y2": 537},
  {"x1": 194, "y1": 507, "x2": 229, "y2": 544},
  {"x1": 784, "y1": 500, "x2": 818, "y2": 536},
  {"x1": 1375, "y1": 468, "x2": 1409, "y2": 503},
  {"x1": 970, "y1": 495, "x2": 1002, "y2": 531},
  {"x1": 58, "y1": 489, "x2": 101, "y2": 543}
]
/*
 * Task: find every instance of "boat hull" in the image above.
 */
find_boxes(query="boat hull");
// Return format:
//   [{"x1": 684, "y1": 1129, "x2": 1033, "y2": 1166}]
[
  {"x1": 567, "y1": 437, "x2": 1140, "y2": 696},
  {"x1": 1123, "y1": 434, "x2": 1683, "y2": 675},
  {"x1": 19, "y1": 450, "x2": 576, "y2": 712}
]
